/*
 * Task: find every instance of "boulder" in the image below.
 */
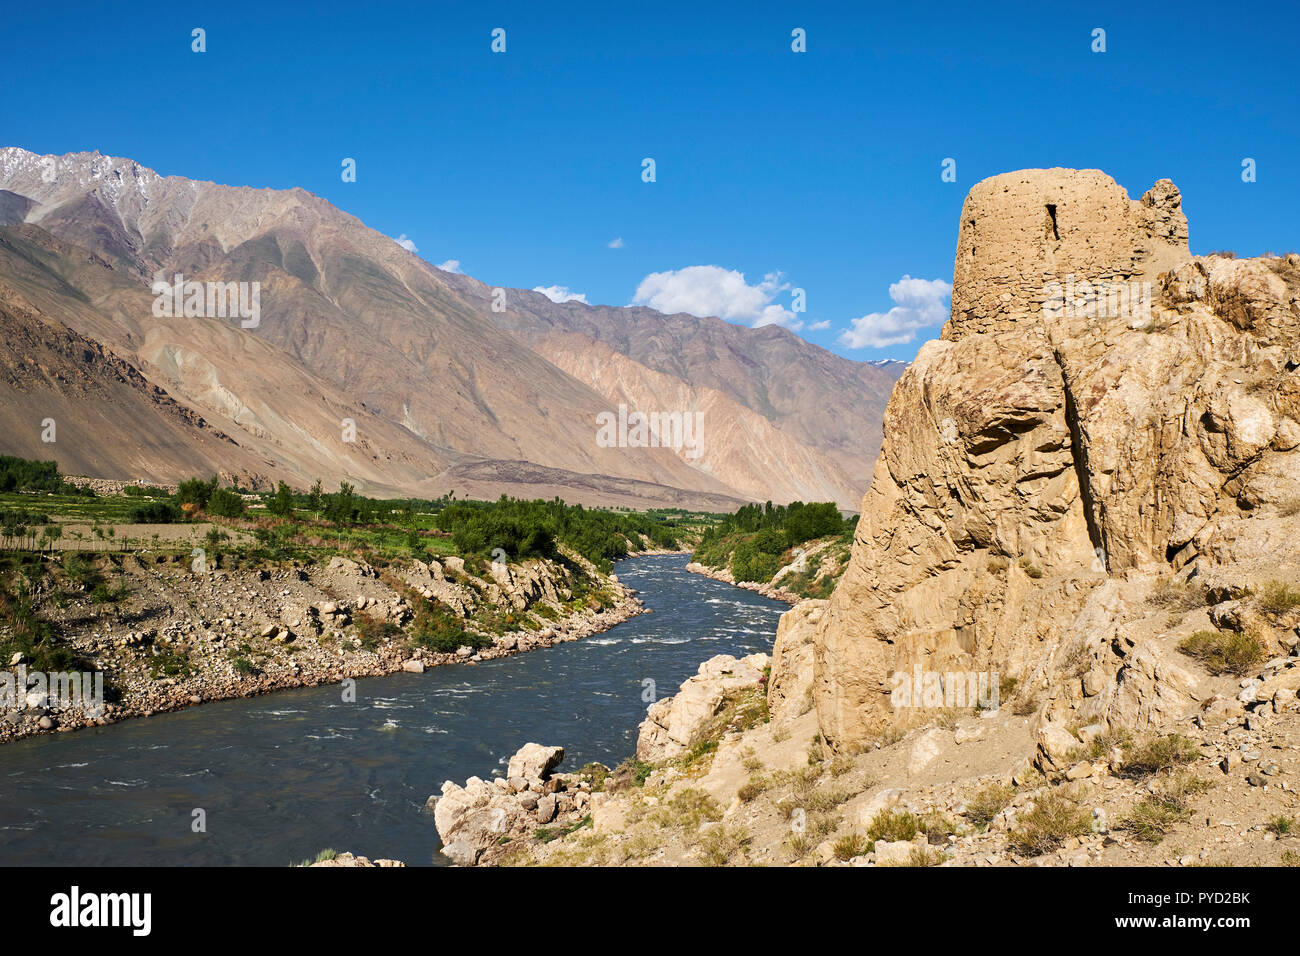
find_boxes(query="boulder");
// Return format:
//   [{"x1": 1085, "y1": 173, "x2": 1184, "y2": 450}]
[
  {"x1": 535, "y1": 794, "x2": 558, "y2": 824},
  {"x1": 1036, "y1": 723, "x2": 1081, "y2": 772},
  {"x1": 872, "y1": 840, "x2": 919, "y2": 866},
  {"x1": 431, "y1": 775, "x2": 527, "y2": 866},
  {"x1": 506, "y1": 743, "x2": 565, "y2": 781},
  {"x1": 908, "y1": 728, "x2": 946, "y2": 775},
  {"x1": 636, "y1": 653, "x2": 768, "y2": 762}
]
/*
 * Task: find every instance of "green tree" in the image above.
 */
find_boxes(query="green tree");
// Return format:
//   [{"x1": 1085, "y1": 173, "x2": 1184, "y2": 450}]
[
  {"x1": 207, "y1": 487, "x2": 247, "y2": 518},
  {"x1": 176, "y1": 476, "x2": 219, "y2": 510},
  {"x1": 268, "y1": 481, "x2": 296, "y2": 517}
]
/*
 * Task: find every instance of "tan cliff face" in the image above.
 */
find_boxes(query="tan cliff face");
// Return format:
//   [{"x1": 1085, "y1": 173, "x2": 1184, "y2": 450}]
[{"x1": 797, "y1": 168, "x2": 1300, "y2": 753}]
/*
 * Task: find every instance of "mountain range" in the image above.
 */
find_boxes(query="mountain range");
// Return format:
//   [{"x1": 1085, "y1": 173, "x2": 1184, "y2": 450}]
[{"x1": 0, "y1": 148, "x2": 902, "y2": 509}]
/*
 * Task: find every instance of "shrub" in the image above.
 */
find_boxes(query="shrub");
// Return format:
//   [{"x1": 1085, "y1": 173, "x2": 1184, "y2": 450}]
[
  {"x1": 129, "y1": 501, "x2": 182, "y2": 523},
  {"x1": 352, "y1": 612, "x2": 400, "y2": 650},
  {"x1": 1012, "y1": 692, "x2": 1040, "y2": 717},
  {"x1": 575, "y1": 763, "x2": 610, "y2": 791},
  {"x1": 1177, "y1": 630, "x2": 1264, "y2": 676},
  {"x1": 919, "y1": 809, "x2": 957, "y2": 843},
  {"x1": 1007, "y1": 792, "x2": 1092, "y2": 856},
  {"x1": 1121, "y1": 797, "x2": 1186, "y2": 844},
  {"x1": 176, "y1": 476, "x2": 218, "y2": 510},
  {"x1": 0, "y1": 583, "x2": 84, "y2": 672},
  {"x1": 411, "y1": 599, "x2": 488, "y2": 653},
  {"x1": 1257, "y1": 580, "x2": 1300, "y2": 617},
  {"x1": 650, "y1": 789, "x2": 722, "y2": 833},
  {"x1": 207, "y1": 487, "x2": 247, "y2": 518},
  {"x1": 1019, "y1": 558, "x2": 1043, "y2": 579},
  {"x1": 737, "y1": 775, "x2": 768, "y2": 803},
  {"x1": 1119, "y1": 773, "x2": 1209, "y2": 844},
  {"x1": 898, "y1": 846, "x2": 947, "y2": 866},
  {"x1": 535, "y1": 814, "x2": 592, "y2": 844},
  {"x1": 832, "y1": 833, "x2": 870, "y2": 861},
  {"x1": 148, "y1": 645, "x2": 193, "y2": 679},
  {"x1": 295, "y1": 848, "x2": 338, "y2": 866},
  {"x1": 965, "y1": 782, "x2": 1015, "y2": 828},
  {"x1": 866, "y1": 809, "x2": 920, "y2": 844},
  {"x1": 609, "y1": 757, "x2": 655, "y2": 790},
  {"x1": 730, "y1": 540, "x2": 781, "y2": 583},
  {"x1": 1148, "y1": 577, "x2": 1207, "y2": 611},
  {"x1": 1119, "y1": 733, "x2": 1201, "y2": 777},
  {"x1": 1081, "y1": 725, "x2": 1133, "y2": 761},
  {"x1": 690, "y1": 685, "x2": 769, "y2": 747},
  {"x1": 697, "y1": 826, "x2": 750, "y2": 865},
  {"x1": 1268, "y1": 815, "x2": 1296, "y2": 836}
]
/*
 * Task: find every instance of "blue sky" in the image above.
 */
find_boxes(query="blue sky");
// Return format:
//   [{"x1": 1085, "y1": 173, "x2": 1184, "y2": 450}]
[{"x1": 4, "y1": 0, "x2": 1296, "y2": 362}]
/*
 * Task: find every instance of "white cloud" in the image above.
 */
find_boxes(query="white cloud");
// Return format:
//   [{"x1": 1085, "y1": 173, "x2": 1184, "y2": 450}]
[
  {"x1": 435, "y1": 259, "x2": 461, "y2": 273},
  {"x1": 631, "y1": 265, "x2": 801, "y2": 330},
  {"x1": 837, "y1": 275, "x2": 952, "y2": 349},
  {"x1": 534, "y1": 285, "x2": 589, "y2": 304},
  {"x1": 807, "y1": 319, "x2": 831, "y2": 331},
  {"x1": 394, "y1": 234, "x2": 418, "y2": 254},
  {"x1": 608, "y1": 237, "x2": 624, "y2": 249}
]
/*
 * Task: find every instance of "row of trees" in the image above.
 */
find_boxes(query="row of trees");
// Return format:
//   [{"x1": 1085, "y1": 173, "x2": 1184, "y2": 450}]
[
  {"x1": 0, "y1": 512, "x2": 59, "y2": 551},
  {"x1": 0, "y1": 456, "x2": 94, "y2": 495},
  {"x1": 434, "y1": 496, "x2": 681, "y2": 569},
  {"x1": 694, "y1": 500, "x2": 856, "y2": 584},
  {"x1": 697, "y1": 501, "x2": 851, "y2": 552}
]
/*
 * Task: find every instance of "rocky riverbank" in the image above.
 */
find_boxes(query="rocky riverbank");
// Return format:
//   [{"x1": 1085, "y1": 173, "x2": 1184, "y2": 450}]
[
  {"x1": 685, "y1": 561, "x2": 800, "y2": 604},
  {"x1": 438, "y1": 628, "x2": 1300, "y2": 868},
  {"x1": 2, "y1": 549, "x2": 646, "y2": 745}
]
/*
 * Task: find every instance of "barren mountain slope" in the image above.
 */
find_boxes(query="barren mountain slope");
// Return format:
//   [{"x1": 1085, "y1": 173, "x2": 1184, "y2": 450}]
[
  {"x1": 535, "y1": 333, "x2": 864, "y2": 506},
  {"x1": 440, "y1": 267, "x2": 904, "y2": 492},
  {"x1": 0, "y1": 286, "x2": 275, "y2": 485},
  {"x1": 0, "y1": 147, "x2": 896, "y2": 506}
]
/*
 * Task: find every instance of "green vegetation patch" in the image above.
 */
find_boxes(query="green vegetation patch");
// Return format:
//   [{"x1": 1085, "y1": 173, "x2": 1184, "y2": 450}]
[{"x1": 1177, "y1": 630, "x2": 1264, "y2": 676}]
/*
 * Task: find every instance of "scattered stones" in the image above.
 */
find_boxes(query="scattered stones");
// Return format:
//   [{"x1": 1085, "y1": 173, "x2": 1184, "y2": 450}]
[{"x1": 432, "y1": 742, "x2": 591, "y2": 865}]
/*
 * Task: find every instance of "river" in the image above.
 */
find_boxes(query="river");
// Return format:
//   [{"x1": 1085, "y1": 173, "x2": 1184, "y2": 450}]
[{"x1": 0, "y1": 554, "x2": 786, "y2": 866}]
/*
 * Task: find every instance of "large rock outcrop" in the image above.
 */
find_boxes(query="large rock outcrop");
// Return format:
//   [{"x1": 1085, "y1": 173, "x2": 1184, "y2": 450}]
[
  {"x1": 636, "y1": 653, "x2": 769, "y2": 762},
  {"x1": 801, "y1": 168, "x2": 1300, "y2": 752}
]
